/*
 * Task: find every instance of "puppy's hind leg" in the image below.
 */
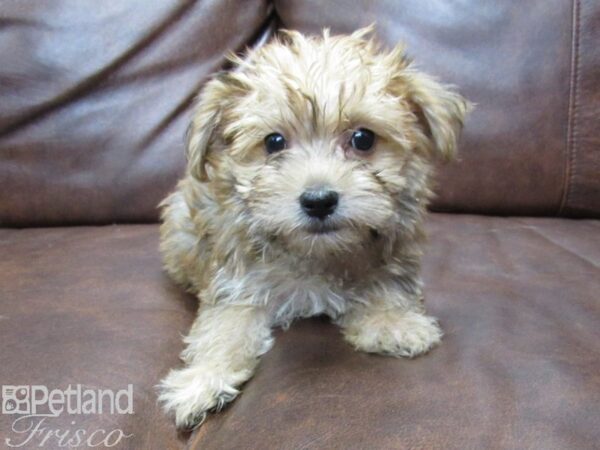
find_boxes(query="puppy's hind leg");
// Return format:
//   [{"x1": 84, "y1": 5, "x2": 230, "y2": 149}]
[
  {"x1": 158, "y1": 304, "x2": 272, "y2": 429},
  {"x1": 159, "y1": 188, "x2": 202, "y2": 291}
]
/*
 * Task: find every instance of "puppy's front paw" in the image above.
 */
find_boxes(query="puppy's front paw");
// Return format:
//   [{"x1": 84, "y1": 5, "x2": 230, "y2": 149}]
[
  {"x1": 342, "y1": 309, "x2": 442, "y2": 358},
  {"x1": 158, "y1": 366, "x2": 240, "y2": 429}
]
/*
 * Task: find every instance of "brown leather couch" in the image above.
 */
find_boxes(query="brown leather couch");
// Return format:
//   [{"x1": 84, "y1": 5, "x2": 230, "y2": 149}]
[{"x1": 1, "y1": 1, "x2": 599, "y2": 449}]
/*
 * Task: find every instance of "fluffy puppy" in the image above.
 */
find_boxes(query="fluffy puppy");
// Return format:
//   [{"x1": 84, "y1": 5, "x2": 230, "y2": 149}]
[{"x1": 158, "y1": 27, "x2": 469, "y2": 428}]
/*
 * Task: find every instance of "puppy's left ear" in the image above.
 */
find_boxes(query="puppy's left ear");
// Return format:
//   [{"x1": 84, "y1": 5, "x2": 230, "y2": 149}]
[{"x1": 391, "y1": 58, "x2": 472, "y2": 160}]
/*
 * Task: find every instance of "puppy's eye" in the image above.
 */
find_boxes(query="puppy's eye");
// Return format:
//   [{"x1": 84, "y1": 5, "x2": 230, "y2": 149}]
[
  {"x1": 264, "y1": 133, "x2": 286, "y2": 154},
  {"x1": 350, "y1": 128, "x2": 375, "y2": 151}
]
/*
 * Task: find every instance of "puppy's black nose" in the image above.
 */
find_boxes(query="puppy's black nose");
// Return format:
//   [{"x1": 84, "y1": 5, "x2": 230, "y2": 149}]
[{"x1": 300, "y1": 189, "x2": 339, "y2": 219}]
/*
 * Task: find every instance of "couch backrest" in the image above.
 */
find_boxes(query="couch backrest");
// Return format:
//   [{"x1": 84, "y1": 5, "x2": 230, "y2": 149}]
[
  {"x1": 1, "y1": 0, "x2": 598, "y2": 226},
  {"x1": 0, "y1": 0, "x2": 273, "y2": 226}
]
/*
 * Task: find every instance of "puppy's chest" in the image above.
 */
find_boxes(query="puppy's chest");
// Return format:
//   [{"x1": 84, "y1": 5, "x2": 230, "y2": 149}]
[
  {"x1": 258, "y1": 251, "x2": 376, "y2": 325},
  {"x1": 268, "y1": 247, "x2": 376, "y2": 287}
]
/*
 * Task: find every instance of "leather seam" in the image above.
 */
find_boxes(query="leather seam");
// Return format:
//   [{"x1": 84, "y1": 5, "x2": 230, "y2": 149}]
[{"x1": 560, "y1": 0, "x2": 581, "y2": 215}]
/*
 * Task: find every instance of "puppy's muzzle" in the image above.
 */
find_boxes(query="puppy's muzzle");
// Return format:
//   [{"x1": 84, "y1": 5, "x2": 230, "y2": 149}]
[{"x1": 299, "y1": 189, "x2": 339, "y2": 220}]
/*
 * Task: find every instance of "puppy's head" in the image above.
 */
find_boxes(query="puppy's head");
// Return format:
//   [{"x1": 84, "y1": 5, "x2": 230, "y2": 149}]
[{"x1": 187, "y1": 27, "x2": 470, "y2": 256}]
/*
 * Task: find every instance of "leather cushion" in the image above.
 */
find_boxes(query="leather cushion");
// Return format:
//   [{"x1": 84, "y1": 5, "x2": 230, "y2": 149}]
[
  {"x1": 274, "y1": 0, "x2": 600, "y2": 217},
  {"x1": 1, "y1": 215, "x2": 598, "y2": 448},
  {"x1": 2, "y1": 1, "x2": 599, "y2": 226},
  {"x1": 0, "y1": 0, "x2": 271, "y2": 226}
]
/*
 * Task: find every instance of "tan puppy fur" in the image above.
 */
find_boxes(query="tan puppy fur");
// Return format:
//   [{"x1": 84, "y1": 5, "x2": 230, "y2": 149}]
[{"x1": 158, "y1": 27, "x2": 469, "y2": 428}]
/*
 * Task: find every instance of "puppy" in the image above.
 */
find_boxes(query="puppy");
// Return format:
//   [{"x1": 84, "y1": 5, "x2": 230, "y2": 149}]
[{"x1": 158, "y1": 27, "x2": 469, "y2": 428}]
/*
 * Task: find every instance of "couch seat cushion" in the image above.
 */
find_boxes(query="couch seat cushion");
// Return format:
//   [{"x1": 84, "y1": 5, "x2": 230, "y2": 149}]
[{"x1": 1, "y1": 214, "x2": 599, "y2": 449}]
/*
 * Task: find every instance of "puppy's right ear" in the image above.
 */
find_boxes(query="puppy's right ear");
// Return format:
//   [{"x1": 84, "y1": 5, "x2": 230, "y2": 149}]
[
  {"x1": 186, "y1": 72, "x2": 248, "y2": 181},
  {"x1": 186, "y1": 79, "x2": 224, "y2": 181}
]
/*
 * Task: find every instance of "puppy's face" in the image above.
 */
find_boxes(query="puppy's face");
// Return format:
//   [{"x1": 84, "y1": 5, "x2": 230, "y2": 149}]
[{"x1": 187, "y1": 28, "x2": 469, "y2": 256}]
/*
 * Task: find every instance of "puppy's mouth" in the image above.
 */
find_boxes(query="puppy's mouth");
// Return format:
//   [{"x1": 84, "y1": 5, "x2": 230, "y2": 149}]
[{"x1": 304, "y1": 219, "x2": 341, "y2": 235}]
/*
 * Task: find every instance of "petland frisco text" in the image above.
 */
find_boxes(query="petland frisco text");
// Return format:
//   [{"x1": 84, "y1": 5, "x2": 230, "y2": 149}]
[{"x1": 2, "y1": 384, "x2": 134, "y2": 448}]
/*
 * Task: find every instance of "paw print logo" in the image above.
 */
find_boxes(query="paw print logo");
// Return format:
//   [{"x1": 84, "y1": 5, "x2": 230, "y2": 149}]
[{"x1": 2, "y1": 386, "x2": 30, "y2": 414}]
